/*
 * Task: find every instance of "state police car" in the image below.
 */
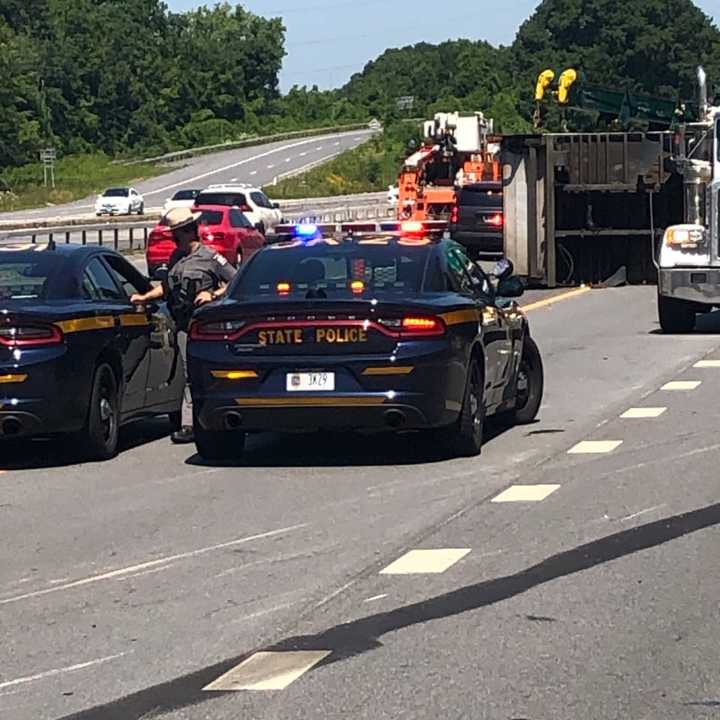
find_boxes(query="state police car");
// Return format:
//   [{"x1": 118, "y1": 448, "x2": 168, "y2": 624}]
[
  {"x1": 0, "y1": 243, "x2": 184, "y2": 459},
  {"x1": 187, "y1": 223, "x2": 543, "y2": 460}
]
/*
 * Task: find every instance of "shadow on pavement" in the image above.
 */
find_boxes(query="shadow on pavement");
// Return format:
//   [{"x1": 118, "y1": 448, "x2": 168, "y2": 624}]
[
  {"x1": 184, "y1": 417, "x2": 524, "y2": 469},
  {"x1": 57, "y1": 500, "x2": 720, "y2": 720},
  {"x1": 0, "y1": 417, "x2": 172, "y2": 470}
]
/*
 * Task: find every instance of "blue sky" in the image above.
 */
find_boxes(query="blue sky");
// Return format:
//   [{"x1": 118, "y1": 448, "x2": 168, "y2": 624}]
[{"x1": 167, "y1": 0, "x2": 720, "y2": 92}]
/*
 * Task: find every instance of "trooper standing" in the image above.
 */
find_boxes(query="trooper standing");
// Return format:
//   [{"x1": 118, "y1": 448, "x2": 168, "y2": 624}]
[{"x1": 131, "y1": 207, "x2": 237, "y2": 444}]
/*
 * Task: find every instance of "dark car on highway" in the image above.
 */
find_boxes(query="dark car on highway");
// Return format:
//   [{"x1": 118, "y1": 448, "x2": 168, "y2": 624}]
[
  {"x1": 450, "y1": 181, "x2": 504, "y2": 260},
  {"x1": 186, "y1": 225, "x2": 543, "y2": 461},
  {"x1": 0, "y1": 244, "x2": 185, "y2": 459}
]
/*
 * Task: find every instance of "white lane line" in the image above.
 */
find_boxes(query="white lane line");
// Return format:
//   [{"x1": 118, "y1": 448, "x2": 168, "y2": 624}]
[
  {"x1": 230, "y1": 177, "x2": 238, "y2": 182},
  {"x1": 316, "y1": 146, "x2": 324, "y2": 150},
  {"x1": 661, "y1": 380, "x2": 701, "y2": 390},
  {"x1": 267, "y1": 164, "x2": 275, "y2": 169},
  {"x1": 380, "y1": 548, "x2": 470, "y2": 575},
  {"x1": 491, "y1": 484, "x2": 560, "y2": 503},
  {"x1": 568, "y1": 440, "x2": 623, "y2": 454},
  {"x1": 364, "y1": 593, "x2": 388, "y2": 603},
  {"x1": 333, "y1": 141, "x2": 340, "y2": 146},
  {"x1": 143, "y1": 132, "x2": 368, "y2": 197},
  {"x1": 617, "y1": 504, "x2": 666, "y2": 522},
  {"x1": 0, "y1": 653, "x2": 127, "y2": 691},
  {"x1": 249, "y1": 170, "x2": 257, "y2": 176},
  {"x1": 694, "y1": 360, "x2": 720, "y2": 368},
  {"x1": 285, "y1": 157, "x2": 292, "y2": 162},
  {"x1": 0, "y1": 524, "x2": 306, "y2": 606},
  {"x1": 203, "y1": 651, "x2": 331, "y2": 691},
  {"x1": 620, "y1": 407, "x2": 667, "y2": 419},
  {"x1": 299, "y1": 151, "x2": 308, "y2": 157}
]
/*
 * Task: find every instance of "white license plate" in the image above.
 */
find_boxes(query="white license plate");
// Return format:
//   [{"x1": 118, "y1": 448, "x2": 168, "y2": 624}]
[{"x1": 286, "y1": 372, "x2": 334, "y2": 392}]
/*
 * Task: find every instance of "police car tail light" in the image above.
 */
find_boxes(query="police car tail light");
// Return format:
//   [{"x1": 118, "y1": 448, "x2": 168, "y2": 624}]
[
  {"x1": 401, "y1": 316, "x2": 445, "y2": 336},
  {"x1": 189, "y1": 319, "x2": 245, "y2": 341},
  {"x1": 0, "y1": 324, "x2": 64, "y2": 347},
  {"x1": 378, "y1": 315, "x2": 446, "y2": 338}
]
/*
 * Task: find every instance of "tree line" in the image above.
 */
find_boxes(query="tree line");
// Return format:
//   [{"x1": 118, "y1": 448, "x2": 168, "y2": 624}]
[{"x1": 1, "y1": 0, "x2": 718, "y2": 171}]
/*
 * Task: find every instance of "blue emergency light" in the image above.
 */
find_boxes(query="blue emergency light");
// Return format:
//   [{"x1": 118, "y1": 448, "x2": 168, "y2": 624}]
[{"x1": 295, "y1": 223, "x2": 319, "y2": 238}]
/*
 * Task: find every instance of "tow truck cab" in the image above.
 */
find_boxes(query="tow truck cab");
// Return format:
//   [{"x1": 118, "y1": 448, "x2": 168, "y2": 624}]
[{"x1": 657, "y1": 67, "x2": 720, "y2": 333}]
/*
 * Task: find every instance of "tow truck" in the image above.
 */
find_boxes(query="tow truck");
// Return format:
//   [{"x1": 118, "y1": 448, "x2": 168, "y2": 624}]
[
  {"x1": 396, "y1": 111, "x2": 501, "y2": 222},
  {"x1": 656, "y1": 67, "x2": 720, "y2": 333}
]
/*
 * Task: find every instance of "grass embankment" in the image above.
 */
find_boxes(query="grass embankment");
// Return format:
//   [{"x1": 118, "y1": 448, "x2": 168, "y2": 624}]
[
  {"x1": 0, "y1": 154, "x2": 168, "y2": 213},
  {"x1": 265, "y1": 123, "x2": 420, "y2": 199}
]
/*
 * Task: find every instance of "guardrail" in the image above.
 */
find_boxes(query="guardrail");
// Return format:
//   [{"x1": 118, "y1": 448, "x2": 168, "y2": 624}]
[
  {"x1": 120, "y1": 122, "x2": 379, "y2": 165},
  {"x1": 0, "y1": 202, "x2": 394, "y2": 253}
]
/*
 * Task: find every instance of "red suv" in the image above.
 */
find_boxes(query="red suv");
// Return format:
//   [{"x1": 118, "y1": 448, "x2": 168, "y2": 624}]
[{"x1": 147, "y1": 205, "x2": 265, "y2": 278}]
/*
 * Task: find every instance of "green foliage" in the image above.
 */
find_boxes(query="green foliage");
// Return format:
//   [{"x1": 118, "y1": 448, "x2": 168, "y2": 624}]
[{"x1": 0, "y1": 153, "x2": 167, "y2": 211}]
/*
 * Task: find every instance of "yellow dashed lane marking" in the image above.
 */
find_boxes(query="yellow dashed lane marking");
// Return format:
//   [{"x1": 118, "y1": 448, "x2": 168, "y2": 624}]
[
  {"x1": 491, "y1": 484, "x2": 560, "y2": 502},
  {"x1": 621, "y1": 407, "x2": 667, "y2": 419},
  {"x1": 568, "y1": 440, "x2": 623, "y2": 454},
  {"x1": 521, "y1": 286, "x2": 591, "y2": 312},
  {"x1": 694, "y1": 360, "x2": 720, "y2": 368},
  {"x1": 661, "y1": 380, "x2": 701, "y2": 391},
  {"x1": 203, "y1": 651, "x2": 331, "y2": 691},
  {"x1": 380, "y1": 548, "x2": 471, "y2": 575}
]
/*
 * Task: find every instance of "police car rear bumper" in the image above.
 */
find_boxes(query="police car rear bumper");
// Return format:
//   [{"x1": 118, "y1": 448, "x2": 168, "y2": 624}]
[{"x1": 194, "y1": 393, "x2": 448, "y2": 433}]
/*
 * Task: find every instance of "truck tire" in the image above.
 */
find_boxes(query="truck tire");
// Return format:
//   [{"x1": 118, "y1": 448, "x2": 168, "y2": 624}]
[{"x1": 658, "y1": 294, "x2": 696, "y2": 334}]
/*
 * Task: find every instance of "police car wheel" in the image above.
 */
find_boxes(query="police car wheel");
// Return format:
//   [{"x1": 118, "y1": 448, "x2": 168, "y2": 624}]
[
  {"x1": 512, "y1": 336, "x2": 543, "y2": 425},
  {"x1": 194, "y1": 421, "x2": 245, "y2": 461},
  {"x1": 442, "y1": 359, "x2": 484, "y2": 457},
  {"x1": 83, "y1": 363, "x2": 119, "y2": 460}
]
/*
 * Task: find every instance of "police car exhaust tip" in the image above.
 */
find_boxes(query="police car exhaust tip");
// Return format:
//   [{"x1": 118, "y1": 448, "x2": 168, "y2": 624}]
[
  {"x1": 384, "y1": 410, "x2": 406, "y2": 429},
  {"x1": 1, "y1": 417, "x2": 22, "y2": 436},
  {"x1": 224, "y1": 411, "x2": 243, "y2": 430}
]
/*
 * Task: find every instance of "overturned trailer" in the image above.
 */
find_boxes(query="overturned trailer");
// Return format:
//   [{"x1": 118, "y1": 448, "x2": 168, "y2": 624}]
[{"x1": 502, "y1": 131, "x2": 683, "y2": 286}]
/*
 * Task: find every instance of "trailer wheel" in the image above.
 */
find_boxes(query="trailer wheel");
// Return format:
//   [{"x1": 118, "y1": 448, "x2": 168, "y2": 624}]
[{"x1": 658, "y1": 294, "x2": 696, "y2": 334}]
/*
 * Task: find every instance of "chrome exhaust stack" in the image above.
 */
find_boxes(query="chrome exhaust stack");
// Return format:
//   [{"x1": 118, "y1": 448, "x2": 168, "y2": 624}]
[{"x1": 698, "y1": 66, "x2": 708, "y2": 121}]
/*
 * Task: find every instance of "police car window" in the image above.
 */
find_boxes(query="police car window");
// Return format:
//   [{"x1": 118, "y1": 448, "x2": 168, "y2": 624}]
[
  {"x1": 85, "y1": 258, "x2": 123, "y2": 302},
  {"x1": 423, "y1": 254, "x2": 450, "y2": 292},
  {"x1": 229, "y1": 209, "x2": 253, "y2": 228},
  {"x1": 0, "y1": 258, "x2": 55, "y2": 301},
  {"x1": 232, "y1": 243, "x2": 431, "y2": 298},
  {"x1": 82, "y1": 271, "x2": 99, "y2": 300},
  {"x1": 102, "y1": 255, "x2": 147, "y2": 298},
  {"x1": 445, "y1": 248, "x2": 474, "y2": 296}
]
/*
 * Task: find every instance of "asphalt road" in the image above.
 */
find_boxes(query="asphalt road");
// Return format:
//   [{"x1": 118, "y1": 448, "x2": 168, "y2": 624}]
[
  {"x1": 2, "y1": 285, "x2": 720, "y2": 719},
  {"x1": 0, "y1": 129, "x2": 374, "y2": 223}
]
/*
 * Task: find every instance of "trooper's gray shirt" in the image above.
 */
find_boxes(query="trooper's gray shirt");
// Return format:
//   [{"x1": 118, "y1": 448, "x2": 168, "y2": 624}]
[{"x1": 165, "y1": 245, "x2": 237, "y2": 329}]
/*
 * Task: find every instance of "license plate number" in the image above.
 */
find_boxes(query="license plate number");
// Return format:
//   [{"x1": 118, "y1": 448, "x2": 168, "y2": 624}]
[{"x1": 286, "y1": 372, "x2": 334, "y2": 391}]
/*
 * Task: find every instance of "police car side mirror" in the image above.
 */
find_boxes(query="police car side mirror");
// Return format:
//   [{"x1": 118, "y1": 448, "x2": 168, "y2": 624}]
[
  {"x1": 496, "y1": 275, "x2": 525, "y2": 299},
  {"x1": 492, "y1": 258, "x2": 514, "y2": 280}
]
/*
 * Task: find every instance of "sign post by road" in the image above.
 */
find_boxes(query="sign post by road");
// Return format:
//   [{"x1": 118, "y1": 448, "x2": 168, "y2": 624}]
[{"x1": 39, "y1": 148, "x2": 56, "y2": 189}]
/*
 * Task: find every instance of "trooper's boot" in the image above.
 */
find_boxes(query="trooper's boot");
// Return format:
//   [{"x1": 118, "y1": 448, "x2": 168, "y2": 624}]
[{"x1": 171, "y1": 425, "x2": 194, "y2": 444}]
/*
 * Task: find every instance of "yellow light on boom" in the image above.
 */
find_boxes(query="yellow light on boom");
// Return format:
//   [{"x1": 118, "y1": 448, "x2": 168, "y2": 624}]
[
  {"x1": 535, "y1": 69, "x2": 555, "y2": 101},
  {"x1": 557, "y1": 68, "x2": 578, "y2": 105}
]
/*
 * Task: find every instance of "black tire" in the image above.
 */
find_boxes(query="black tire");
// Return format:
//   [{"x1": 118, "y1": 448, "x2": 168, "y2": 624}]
[
  {"x1": 137, "y1": 203, "x2": 144, "y2": 215},
  {"x1": 513, "y1": 336, "x2": 544, "y2": 425},
  {"x1": 168, "y1": 410, "x2": 182, "y2": 433},
  {"x1": 81, "y1": 363, "x2": 120, "y2": 460},
  {"x1": 257, "y1": 221, "x2": 266, "y2": 236},
  {"x1": 437, "y1": 358, "x2": 484, "y2": 457},
  {"x1": 658, "y1": 294, "x2": 696, "y2": 333},
  {"x1": 193, "y1": 413, "x2": 245, "y2": 461}
]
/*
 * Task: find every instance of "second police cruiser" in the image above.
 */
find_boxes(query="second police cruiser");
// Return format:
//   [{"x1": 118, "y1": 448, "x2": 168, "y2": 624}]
[{"x1": 130, "y1": 207, "x2": 237, "y2": 444}]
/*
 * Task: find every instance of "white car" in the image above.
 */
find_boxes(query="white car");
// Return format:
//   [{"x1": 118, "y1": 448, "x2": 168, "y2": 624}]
[
  {"x1": 195, "y1": 184, "x2": 282, "y2": 233},
  {"x1": 95, "y1": 187, "x2": 144, "y2": 216},
  {"x1": 162, "y1": 189, "x2": 201, "y2": 215}
]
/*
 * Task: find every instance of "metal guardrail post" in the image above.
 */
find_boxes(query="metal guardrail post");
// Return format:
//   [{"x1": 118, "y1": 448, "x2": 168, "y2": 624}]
[
  {"x1": 129, "y1": 227, "x2": 134, "y2": 251},
  {"x1": 82, "y1": 230, "x2": 87, "y2": 245},
  {"x1": 98, "y1": 229, "x2": 103, "y2": 246},
  {"x1": 49, "y1": 232, "x2": 53, "y2": 246},
  {"x1": 143, "y1": 227, "x2": 148, "y2": 249},
  {"x1": 65, "y1": 231, "x2": 70, "y2": 244},
  {"x1": 113, "y1": 228, "x2": 119, "y2": 250}
]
